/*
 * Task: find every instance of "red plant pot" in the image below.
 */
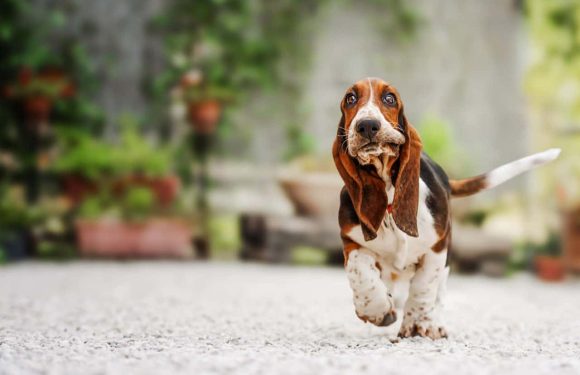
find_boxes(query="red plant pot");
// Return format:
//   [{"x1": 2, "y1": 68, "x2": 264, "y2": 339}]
[
  {"x1": 187, "y1": 100, "x2": 222, "y2": 134},
  {"x1": 62, "y1": 175, "x2": 98, "y2": 205},
  {"x1": 113, "y1": 175, "x2": 181, "y2": 207},
  {"x1": 147, "y1": 175, "x2": 181, "y2": 206},
  {"x1": 76, "y1": 219, "x2": 192, "y2": 258},
  {"x1": 534, "y1": 255, "x2": 565, "y2": 282}
]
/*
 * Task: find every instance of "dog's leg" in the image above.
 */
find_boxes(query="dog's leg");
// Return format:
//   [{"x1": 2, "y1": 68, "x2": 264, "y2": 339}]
[
  {"x1": 398, "y1": 249, "x2": 448, "y2": 339},
  {"x1": 346, "y1": 249, "x2": 397, "y2": 327}
]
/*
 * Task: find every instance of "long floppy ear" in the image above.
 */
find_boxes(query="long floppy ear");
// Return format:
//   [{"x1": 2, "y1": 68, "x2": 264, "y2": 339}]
[
  {"x1": 391, "y1": 107, "x2": 422, "y2": 237},
  {"x1": 332, "y1": 114, "x2": 388, "y2": 241}
]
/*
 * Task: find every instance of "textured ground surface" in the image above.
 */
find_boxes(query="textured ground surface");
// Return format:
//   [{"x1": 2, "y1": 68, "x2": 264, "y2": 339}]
[{"x1": 0, "y1": 261, "x2": 579, "y2": 375}]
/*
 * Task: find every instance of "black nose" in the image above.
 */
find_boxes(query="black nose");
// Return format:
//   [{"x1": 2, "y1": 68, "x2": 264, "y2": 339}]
[{"x1": 356, "y1": 119, "x2": 380, "y2": 140}]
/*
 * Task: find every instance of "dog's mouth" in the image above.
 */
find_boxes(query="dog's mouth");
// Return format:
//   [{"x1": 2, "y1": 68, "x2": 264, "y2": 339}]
[
  {"x1": 359, "y1": 142, "x2": 382, "y2": 155},
  {"x1": 357, "y1": 142, "x2": 399, "y2": 157},
  {"x1": 354, "y1": 142, "x2": 400, "y2": 165}
]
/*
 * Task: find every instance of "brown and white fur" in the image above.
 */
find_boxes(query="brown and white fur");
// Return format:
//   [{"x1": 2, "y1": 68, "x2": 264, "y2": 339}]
[{"x1": 333, "y1": 78, "x2": 560, "y2": 340}]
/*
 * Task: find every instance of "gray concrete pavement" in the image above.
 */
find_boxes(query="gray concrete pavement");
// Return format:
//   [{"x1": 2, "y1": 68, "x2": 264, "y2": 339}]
[{"x1": 0, "y1": 262, "x2": 579, "y2": 375}]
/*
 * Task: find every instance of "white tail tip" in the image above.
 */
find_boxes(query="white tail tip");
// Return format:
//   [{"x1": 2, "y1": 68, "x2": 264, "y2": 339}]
[
  {"x1": 535, "y1": 148, "x2": 561, "y2": 164},
  {"x1": 486, "y1": 148, "x2": 561, "y2": 189}
]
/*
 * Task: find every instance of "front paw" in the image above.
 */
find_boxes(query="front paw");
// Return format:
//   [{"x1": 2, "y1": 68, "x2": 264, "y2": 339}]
[
  {"x1": 398, "y1": 315, "x2": 447, "y2": 340},
  {"x1": 356, "y1": 309, "x2": 397, "y2": 327}
]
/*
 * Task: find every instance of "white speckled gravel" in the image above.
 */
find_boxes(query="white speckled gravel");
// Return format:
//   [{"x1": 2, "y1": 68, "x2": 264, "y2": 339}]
[{"x1": 0, "y1": 262, "x2": 579, "y2": 375}]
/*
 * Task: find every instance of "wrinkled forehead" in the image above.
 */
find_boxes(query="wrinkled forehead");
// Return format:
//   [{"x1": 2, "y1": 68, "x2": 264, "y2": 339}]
[{"x1": 348, "y1": 78, "x2": 399, "y2": 99}]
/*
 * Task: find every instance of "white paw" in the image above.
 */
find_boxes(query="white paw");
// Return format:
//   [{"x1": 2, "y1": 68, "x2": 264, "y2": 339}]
[{"x1": 398, "y1": 313, "x2": 447, "y2": 339}]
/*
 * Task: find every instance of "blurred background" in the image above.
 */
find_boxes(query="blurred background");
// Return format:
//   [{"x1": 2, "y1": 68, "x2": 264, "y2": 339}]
[{"x1": 0, "y1": 0, "x2": 579, "y2": 281}]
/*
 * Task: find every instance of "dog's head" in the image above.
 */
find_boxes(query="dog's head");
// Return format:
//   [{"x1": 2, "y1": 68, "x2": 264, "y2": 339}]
[{"x1": 333, "y1": 78, "x2": 422, "y2": 240}]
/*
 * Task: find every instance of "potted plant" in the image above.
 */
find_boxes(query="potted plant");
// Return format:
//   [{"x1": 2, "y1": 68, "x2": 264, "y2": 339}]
[
  {"x1": 178, "y1": 72, "x2": 233, "y2": 134},
  {"x1": 53, "y1": 123, "x2": 180, "y2": 206},
  {"x1": 52, "y1": 130, "x2": 112, "y2": 203},
  {"x1": 75, "y1": 186, "x2": 193, "y2": 258},
  {"x1": 530, "y1": 233, "x2": 565, "y2": 282},
  {"x1": 4, "y1": 67, "x2": 74, "y2": 127}
]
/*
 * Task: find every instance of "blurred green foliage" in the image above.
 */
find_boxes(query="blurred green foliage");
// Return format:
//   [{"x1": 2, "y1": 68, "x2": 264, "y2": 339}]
[
  {"x1": 460, "y1": 208, "x2": 489, "y2": 227},
  {"x1": 151, "y1": 0, "x2": 328, "y2": 159},
  {"x1": 417, "y1": 114, "x2": 468, "y2": 175},
  {"x1": 291, "y1": 246, "x2": 328, "y2": 266},
  {"x1": 208, "y1": 214, "x2": 240, "y2": 259},
  {"x1": 77, "y1": 195, "x2": 106, "y2": 220},
  {"x1": 0, "y1": 197, "x2": 43, "y2": 232},
  {"x1": 509, "y1": 231, "x2": 562, "y2": 273},
  {"x1": 35, "y1": 241, "x2": 76, "y2": 260},
  {"x1": 0, "y1": 0, "x2": 103, "y2": 208},
  {"x1": 525, "y1": 0, "x2": 580, "y2": 120},
  {"x1": 368, "y1": 0, "x2": 423, "y2": 42},
  {"x1": 53, "y1": 116, "x2": 174, "y2": 180},
  {"x1": 0, "y1": 0, "x2": 103, "y2": 132},
  {"x1": 182, "y1": 85, "x2": 235, "y2": 104},
  {"x1": 0, "y1": 188, "x2": 74, "y2": 261},
  {"x1": 418, "y1": 115, "x2": 454, "y2": 159},
  {"x1": 151, "y1": 0, "x2": 323, "y2": 100},
  {"x1": 525, "y1": 0, "x2": 580, "y2": 206},
  {"x1": 284, "y1": 123, "x2": 316, "y2": 161},
  {"x1": 78, "y1": 186, "x2": 170, "y2": 223},
  {"x1": 122, "y1": 187, "x2": 156, "y2": 222}
]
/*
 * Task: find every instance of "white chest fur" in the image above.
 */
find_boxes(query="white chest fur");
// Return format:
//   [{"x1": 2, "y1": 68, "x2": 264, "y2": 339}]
[{"x1": 346, "y1": 179, "x2": 438, "y2": 270}]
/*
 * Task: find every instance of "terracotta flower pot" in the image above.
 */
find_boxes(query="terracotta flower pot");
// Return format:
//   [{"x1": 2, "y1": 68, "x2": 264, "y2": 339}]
[
  {"x1": 187, "y1": 100, "x2": 222, "y2": 134},
  {"x1": 534, "y1": 255, "x2": 565, "y2": 282},
  {"x1": 6, "y1": 67, "x2": 75, "y2": 126},
  {"x1": 76, "y1": 218, "x2": 192, "y2": 258},
  {"x1": 62, "y1": 175, "x2": 98, "y2": 205},
  {"x1": 147, "y1": 175, "x2": 181, "y2": 206}
]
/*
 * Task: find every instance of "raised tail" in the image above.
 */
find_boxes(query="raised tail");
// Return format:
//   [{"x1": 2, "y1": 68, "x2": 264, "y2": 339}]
[{"x1": 449, "y1": 148, "x2": 561, "y2": 198}]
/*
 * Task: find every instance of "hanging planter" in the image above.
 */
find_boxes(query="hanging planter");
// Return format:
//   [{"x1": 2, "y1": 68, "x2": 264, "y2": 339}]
[
  {"x1": 178, "y1": 71, "x2": 233, "y2": 135},
  {"x1": 4, "y1": 67, "x2": 75, "y2": 127},
  {"x1": 186, "y1": 99, "x2": 222, "y2": 134}
]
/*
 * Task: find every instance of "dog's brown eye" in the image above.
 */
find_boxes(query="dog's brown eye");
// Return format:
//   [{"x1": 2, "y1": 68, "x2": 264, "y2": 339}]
[
  {"x1": 345, "y1": 93, "x2": 357, "y2": 107},
  {"x1": 382, "y1": 93, "x2": 396, "y2": 107}
]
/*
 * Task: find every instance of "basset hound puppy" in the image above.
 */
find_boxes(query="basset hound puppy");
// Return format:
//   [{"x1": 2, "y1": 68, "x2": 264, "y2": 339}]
[{"x1": 333, "y1": 77, "x2": 560, "y2": 340}]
